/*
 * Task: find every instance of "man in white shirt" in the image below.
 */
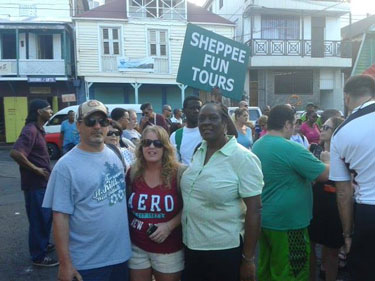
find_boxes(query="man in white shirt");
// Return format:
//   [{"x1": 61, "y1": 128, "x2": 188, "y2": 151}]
[
  {"x1": 171, "y1": 108, "x2": 183, "y2": 124},
  {"x1": 330, "y1": 75, "x2": 375, "y2": 281},
  {"x1": 170, "y1": 96, "x2": 202, "y2": 165}
]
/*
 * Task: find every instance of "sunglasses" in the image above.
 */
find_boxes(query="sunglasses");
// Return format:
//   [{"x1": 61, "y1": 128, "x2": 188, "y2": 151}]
[
  {"x1": 83, "y1": 117, "x2": 109, "y2": 127},
  {"x1": 107, "y1": 130, "x2": 121, "y2": 137},
  {"x1": 141, "y1": 139, "x2": 164, "y2": 148},
  {"x1": 322, "y1": 125, "x2": 333, "y2": 131}
]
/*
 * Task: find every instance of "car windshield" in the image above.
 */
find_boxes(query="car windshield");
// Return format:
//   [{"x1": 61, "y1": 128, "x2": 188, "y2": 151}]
[{"x1": 47, "y1": 114, "x2": 68, "y2": 126}]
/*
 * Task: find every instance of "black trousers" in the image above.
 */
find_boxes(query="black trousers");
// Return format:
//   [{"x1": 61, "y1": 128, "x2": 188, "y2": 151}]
[
  {"x1": 349, "y1": 203, "x2": 375, "y2": 281},
  {"x1": 184, "y1": 244, "x2": 242, "y2": 281}
]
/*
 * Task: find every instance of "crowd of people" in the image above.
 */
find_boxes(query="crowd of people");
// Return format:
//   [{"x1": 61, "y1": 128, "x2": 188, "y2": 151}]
[{"x1": 9, "y1": 74, "x2": 375, "y2": 281}]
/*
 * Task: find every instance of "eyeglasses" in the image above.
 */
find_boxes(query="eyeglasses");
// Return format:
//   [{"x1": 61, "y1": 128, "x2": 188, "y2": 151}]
[
  {"x1": 322, "y1": 125, "x2": 333, "y2": 131},
  {"x1": 141, "y1": 139, "x2": 164, "y2": 148},
  {"x1": 83, "y1": 117, "x2": 109, "y2": 127},
  {"x1": 107, "y1": 130, "x2": 121, "y2": 137}
]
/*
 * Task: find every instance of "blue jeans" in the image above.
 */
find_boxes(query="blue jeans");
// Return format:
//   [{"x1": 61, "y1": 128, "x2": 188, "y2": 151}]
[
  {"x1": 78, "y1": 261, "x2": 129, "y2": 281},
  {"x1": 24, "y1": 189, "x2": 52, "y2": 262}
]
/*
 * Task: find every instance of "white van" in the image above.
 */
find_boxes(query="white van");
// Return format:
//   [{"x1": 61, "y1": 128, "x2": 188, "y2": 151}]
[
  {"x1": 44, "y1": 104, "x2": 142, "y2": 134},
  {"x1": 228, "y1": 106, "x2": 262, "y2": 126}
]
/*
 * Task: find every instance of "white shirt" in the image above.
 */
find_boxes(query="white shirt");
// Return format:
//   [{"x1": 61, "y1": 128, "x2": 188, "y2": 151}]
[
  {"x1": 329, "y1": 101, "x2": 375, "y2": 205},
  {"x1": 290, "y1": 134, "x2": 309, "y2": 149},
  {"x1": 170, "y1": 127, "x2": 202, "y2": 165},
  {"x1": 171, "y1": 117, "x2": 183, "y2": 124}
]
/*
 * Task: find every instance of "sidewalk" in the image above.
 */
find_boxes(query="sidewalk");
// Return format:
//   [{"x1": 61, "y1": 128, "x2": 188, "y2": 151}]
[{"x1": 0, "y1": 142, "x2": 13, "y2": 150}]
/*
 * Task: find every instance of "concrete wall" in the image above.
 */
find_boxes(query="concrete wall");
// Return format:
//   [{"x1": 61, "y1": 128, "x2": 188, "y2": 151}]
[{"x1": 257, "y1": 69, "x2": 320, "y2": 111}]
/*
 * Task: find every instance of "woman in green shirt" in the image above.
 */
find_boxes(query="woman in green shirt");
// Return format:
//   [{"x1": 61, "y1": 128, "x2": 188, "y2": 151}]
[{"x1": 181, "y1": 102, "x2": 264, "y2": 281}]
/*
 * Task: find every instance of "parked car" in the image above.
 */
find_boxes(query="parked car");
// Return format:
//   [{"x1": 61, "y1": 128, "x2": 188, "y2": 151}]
[
  {"x1": 228, "y1": 106, "x2": 262, "y2": 126},
  {"x1": 44, "y1": 104, "x2": 142, "y2": 159}
]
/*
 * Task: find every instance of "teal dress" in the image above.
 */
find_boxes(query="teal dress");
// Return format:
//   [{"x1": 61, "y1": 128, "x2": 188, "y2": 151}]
[{"x1": 236, "y1": 127, "x2": 253, "y2": 149}]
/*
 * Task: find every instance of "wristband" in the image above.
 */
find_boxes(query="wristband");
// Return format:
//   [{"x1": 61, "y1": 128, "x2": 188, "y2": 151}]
[
  {"x1": 242, "y1": 253, "x2": 255, "y2": 263},
  {"x1": 342, "y1": 232, "x2": 352, "y2": 238}
]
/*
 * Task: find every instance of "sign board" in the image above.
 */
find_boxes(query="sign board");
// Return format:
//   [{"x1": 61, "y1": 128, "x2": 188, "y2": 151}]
[
  {"x1": 177, "y1": 23, "x2": 250, "y2": 101},
  {"x1": 0, "y1": 62, "x2": 13, "y2": 75},
  {"x1": 62, "y1": 94, "x2": 76, "y2": 103},
  {"x1": 30, "y1": 87, "x2": 51, "y2": 94},
  {"x1": 117, "y1": 57, "x2": 154, "y2": 72},
  {"x1": 28, "y1": 77, "x2": 56, "y2": 83}
]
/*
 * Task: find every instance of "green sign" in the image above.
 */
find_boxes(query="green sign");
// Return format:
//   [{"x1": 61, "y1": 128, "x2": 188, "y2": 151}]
[{"x1": 177, "y1": 23, "x2": 249, "y2": 101}]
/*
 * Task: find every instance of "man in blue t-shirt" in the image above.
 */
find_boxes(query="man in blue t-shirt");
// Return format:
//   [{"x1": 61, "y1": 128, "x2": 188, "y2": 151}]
[
  {"x1": 60, "y1": 110, "x2": 80, "y2": 154},
  {"x1": 43, "y1": 100, "x2": 132, "y2": 281}
]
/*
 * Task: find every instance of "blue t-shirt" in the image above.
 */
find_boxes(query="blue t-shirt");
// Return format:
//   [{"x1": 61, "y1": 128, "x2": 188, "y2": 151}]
[
  {"x1": 61, "y1": 120, "x2": 80, "y2": 146},
  {"x1": 42, "y1": 146, "x2": 132, "y2": 270},
  {"x1": 236, "y1": 127, "x2": 253, "y2": 149}
]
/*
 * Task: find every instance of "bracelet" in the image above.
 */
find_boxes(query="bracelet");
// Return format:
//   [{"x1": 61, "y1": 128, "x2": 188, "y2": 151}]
[
  {"x1": 342, "y1": 232, "x2": 352, "y2": 238},
  {"x1": 241, "y1": 253, "x2": 255, "y2": 263}
]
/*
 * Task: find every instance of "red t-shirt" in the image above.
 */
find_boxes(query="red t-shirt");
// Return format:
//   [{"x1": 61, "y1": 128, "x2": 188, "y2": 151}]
[
  {"x1": 300, "y1": 122, "x2": 321, "y2": 144},
  {"x1": 127, "y1": 173, "x2": 183, "y2": 253}
]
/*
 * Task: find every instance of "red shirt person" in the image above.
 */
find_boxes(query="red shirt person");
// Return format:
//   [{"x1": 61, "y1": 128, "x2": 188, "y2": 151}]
[
  {"x1": 10, "y1": 99, "x2": 58, "y2": 267},
  {"x1": 127, "y1": 125, "x2": 184, "y2": 281},
  {"x1": 300, "y1": 111, "x2": 321, "y2": 144},
  {"x1": 140, "y1": 103, "x2": 169, "y2": 133}
]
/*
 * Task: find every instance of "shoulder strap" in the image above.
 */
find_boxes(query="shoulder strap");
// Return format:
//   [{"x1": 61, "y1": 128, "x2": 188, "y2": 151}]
[
  {"x1": 334, "y1": 103, "x2": 375, "y2": 136},
  {"x1": 176, "y1": 164, "x2": 188, "y2": 194},
  {"x1": 175, "y1": 127, "x2": 184, "y2": 156},
  {"x1": 106, "y1": 143, "x2": 126, "y2": 170}
]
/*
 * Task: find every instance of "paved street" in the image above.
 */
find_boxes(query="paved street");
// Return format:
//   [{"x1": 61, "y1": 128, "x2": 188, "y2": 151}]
[{"x1": 0, "y1": 148, "x2": 57, "y2": 281}]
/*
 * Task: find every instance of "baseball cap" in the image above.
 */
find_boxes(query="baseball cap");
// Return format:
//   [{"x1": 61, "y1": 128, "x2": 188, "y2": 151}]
[
  {"x1": 306, "y1": 102, "x2": 318, "y2": 108},
  {"x1": 77, "y1": 100, "x2": 108, "y2": 120}
]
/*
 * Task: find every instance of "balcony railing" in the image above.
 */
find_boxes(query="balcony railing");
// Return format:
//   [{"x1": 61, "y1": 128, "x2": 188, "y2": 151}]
[
  {"x1": 0, "y1": 59, "x2": 68, "y2": 76},
  {"x1": 246, "y1": 39, "x2": 348, "y2": 57}
]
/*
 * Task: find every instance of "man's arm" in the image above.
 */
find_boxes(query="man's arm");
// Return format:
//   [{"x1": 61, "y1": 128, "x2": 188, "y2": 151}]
[
  {"x1": 53, "y1": 212, "x2": 82, "y2": 281},
  {"x1": 336, "y1": 181, "x2": 354, "y2": 253},
  {"x1": 9, "y1": 149, "x2": 49, "y2": 179},
  {"x1": 315, "y1": 164, "x2": 329, "y2": 182},
  {"x1": 240, "y1": 195, "x2": 262, "y2": 281},
  {"x1": 60, "y1": 132, "x2": 64, "y2": 147}
]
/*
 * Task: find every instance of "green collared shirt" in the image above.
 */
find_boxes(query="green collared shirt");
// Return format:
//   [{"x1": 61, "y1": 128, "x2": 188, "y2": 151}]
[{"x1": 181, "y1": 136, "x2": 264, "y2": 250}]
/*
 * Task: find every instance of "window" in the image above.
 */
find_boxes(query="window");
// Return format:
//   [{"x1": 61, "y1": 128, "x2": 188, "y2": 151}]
[
  {"x1": 101, "y1": 27, "x2": 121, "y2": 55},
  {"x1": 38, "y1": 35, "x2": 53, "y2": 59},
  {"x1": 261, "y1": 15, "x2": 300, "y2": 40},
  {"x1": 148, "y1": 30, "x2": 168, "y2": 57},
  {"x1": 1, "y1": 33, "x2": 16, "y2": 59},
  {"x1": 219, "y1": 0, "x2": 223, "y2": 9},
  {"x1": 274, "y1": 71, "x2": 313, "y2": 95}
]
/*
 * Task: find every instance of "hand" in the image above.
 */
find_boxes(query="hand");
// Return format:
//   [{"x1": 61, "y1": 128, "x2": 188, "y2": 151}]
[
  {"x1": 344, "y1": 237, "x2": 352, "y2": 254},
  {"x1": 320, "y1": 151, "x2": 330, "y2": 164},
  {"x1": 58, "y1": 262, "x2": 83, "y2": 281},
  {"x1": 149, "y1": 222, "x2": 172, "y2": 244},
  {"x1": 240, "y1": 261, "x2": 256, "y2": 281},
  {"x1": 35, "y1": 167, "x2": 50, "y2": 180}
]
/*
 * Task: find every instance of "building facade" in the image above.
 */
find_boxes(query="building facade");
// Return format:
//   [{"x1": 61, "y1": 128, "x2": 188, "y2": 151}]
[
  {"x1": 0, "y1": 0, "x2": 88, "y2": 142},
  {"x1": 205, "y1": 0, "x2": 352, "y2": 111},
  {"x1": 74, "y1": 0, "x2": 235, "y2": 113}
]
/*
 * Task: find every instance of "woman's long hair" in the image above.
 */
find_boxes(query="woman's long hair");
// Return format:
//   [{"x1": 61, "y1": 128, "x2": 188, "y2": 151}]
[{"x1": 133, "y1": 126, "x2": 179, "y2": 188}]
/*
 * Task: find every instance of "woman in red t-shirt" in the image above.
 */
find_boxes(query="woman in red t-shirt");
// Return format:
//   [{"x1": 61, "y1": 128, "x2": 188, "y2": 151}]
[
  {"x1": 300, "y1": 111, "x2": 321, "y2": 144},
  {"x1": 127, "y1": 125, "x2": 184, "y2": 281}
]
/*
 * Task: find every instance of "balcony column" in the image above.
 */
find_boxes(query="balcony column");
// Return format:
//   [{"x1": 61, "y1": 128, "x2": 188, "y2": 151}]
[
  {"x1": 301, "y1": 12, "x2": 304, "y2": 57},
  {"x1": 85, "y1": 81, "x2": 93, "y2": 101},
  {"x1": 177, "y1": 84, "x2": 187, "y2": 107},
  {"x1": 16, "y1": 29, "x2": 19, "y2": 76},
  {"x1": 62, "y1": 29, "x2": 67, "y2": 75},
  {"x1": 131, "y1": 82, "x2": 142, "y2": 104}
]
